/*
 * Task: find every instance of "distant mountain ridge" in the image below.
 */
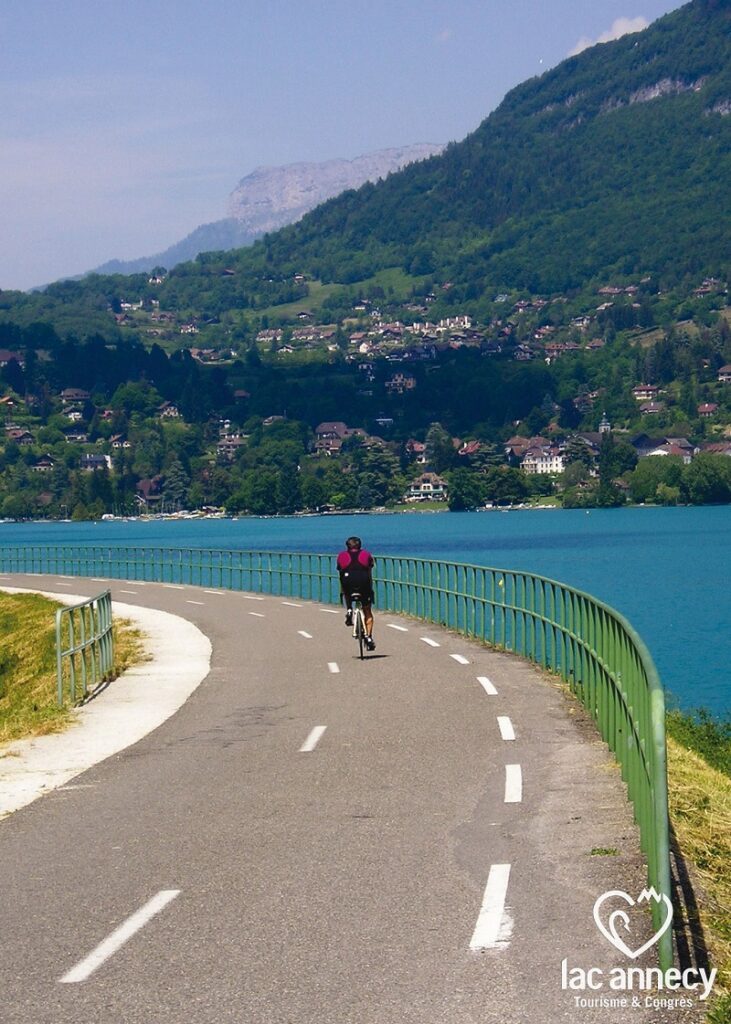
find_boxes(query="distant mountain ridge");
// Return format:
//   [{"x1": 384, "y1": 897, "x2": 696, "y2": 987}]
[{"x1": 90, "y1": 144, "x2": 444, "y2": 277}]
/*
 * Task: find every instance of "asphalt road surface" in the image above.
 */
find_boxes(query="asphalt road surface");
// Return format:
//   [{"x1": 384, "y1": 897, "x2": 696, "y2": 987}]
[{"x1": 0, "y1": 574, "x2": 687, "y2": 1023}]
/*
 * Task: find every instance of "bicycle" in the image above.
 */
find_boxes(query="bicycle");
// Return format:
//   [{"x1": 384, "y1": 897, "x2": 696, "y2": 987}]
[{"x1": 350, "y1": 591, "x2": 367, "y2": 660}]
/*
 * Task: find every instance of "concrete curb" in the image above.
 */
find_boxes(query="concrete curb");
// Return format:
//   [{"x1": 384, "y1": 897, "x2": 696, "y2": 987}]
[{"x1": 0, "y1": 588, "x2": 212, "y2": 820}]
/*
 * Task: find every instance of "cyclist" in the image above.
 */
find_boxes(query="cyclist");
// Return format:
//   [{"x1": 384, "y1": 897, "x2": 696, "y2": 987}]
[{"x1": 336, "y1": 536, "x2": 376, "y2": 651}]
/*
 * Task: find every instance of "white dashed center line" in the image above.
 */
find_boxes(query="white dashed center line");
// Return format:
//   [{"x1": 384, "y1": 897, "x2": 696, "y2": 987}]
[
  {"x1": 388, "y1": 624, "x2": 409, "y2": 632},
  {"x1": 299, "y1": 726, "x2": 326, "y2": 752},
  {"x1": 59, "y1": 890, "x2": 181, "y2": 983},
  {"x1": 282, "y1": 601, "x2": 302, "y2": 608},
  {"x1": 186, "y1": 600, "x2": 205, "y2": 606},
  {"x1": 421, "y1": 637, "x2": 441, "y2": 648},
  {"x1": 477, "y1": 676, "x2": 498, "y2": 696},
  {"x1": 204, "y1": 589, "x2": 225, "y2": 595},
  {"x1": 320, "y1": 608, "x2": 339, "y2": 614},
  {"x1": 163, "y1": 585, "x2": 184, "y2": 590},
  {"x1": 119, "y1": 590, "x2": 137, "y2": 595},
  {"x1": 327, "y1": 662, "x2": 340, "y2": 674},
  {"x1": 249, "y1": 611, "x2": 265, "y2": 618},
  {"x1": 242, "y1": 595, "x2": 265, "y2": 601},
  {"x1": 504, "y1": 764, "x2": 523, "y2": 803},
  {"x1": 469, "y1": 864, "x2": 512, "y2": 950},
  {"x1": 298, "y1": 630, "x2": 313, "y2": 639},
  {"x1": 497, "y1": 716, "x2": 516, "y2": 741},
  {"x1": 450, "y1": 654, "x2": 470, "y2": 665}
]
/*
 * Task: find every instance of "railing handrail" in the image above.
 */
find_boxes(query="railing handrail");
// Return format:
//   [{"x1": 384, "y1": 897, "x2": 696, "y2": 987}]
[
  {"x1": 2, "y1": 543, "x2": 671, "y2": 969},
  {"x1": 55, "y1": 589, "x2": 114, "y2": 706}
]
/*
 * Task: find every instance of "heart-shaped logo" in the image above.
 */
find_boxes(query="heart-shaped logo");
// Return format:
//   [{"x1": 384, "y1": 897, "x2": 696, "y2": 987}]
[{"x1": 593, "y1": 888, "x2": 673, "y2": 959}]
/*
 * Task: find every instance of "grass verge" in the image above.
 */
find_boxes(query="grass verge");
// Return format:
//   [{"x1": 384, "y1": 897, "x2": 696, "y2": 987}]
[
  {"x1": 0, "y1": 592, "x2": 146, "y2": 746},
  {"x1": 666, "y1": 721, "x2": 731, "y2": 1018}
]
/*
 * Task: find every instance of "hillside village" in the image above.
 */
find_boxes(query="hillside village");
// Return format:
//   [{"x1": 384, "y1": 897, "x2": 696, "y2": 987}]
[{"x1": 1, "y1": 267, "x2": 730, "y2": 518}]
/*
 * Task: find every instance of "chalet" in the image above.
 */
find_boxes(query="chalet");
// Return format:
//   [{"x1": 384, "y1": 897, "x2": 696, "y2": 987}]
[
  {"x1": 5, "y1": 428, "x2": 34, "y2": 445},
  {"x1": 314, "y1": 421, "x2": 351, "y2": 455},
  {"x1": 63, "y1": 408, "x2": 85, "y2": 423},
  {"x1": 522, "y1": 443, "x2": 565, "y2": 475},
  {"x1": 405, "y1": 472, "x2": 448, "y2": 502},
  {"x1": 405, "y1": 439, "x2": 427, "y2": 464},
  {"x1": 157, "y1": 401, "x2": 181, "y2": 419},
  {"x1": 81, "y1": 454, "x2": 111, "y2": 472},
  {"x1": 60, "y1": 388, "x2": 91, "y2": 402},
  {"x1": 0, "y1": 349, "x2": 24, "y2": 368},
  {"x1": 698, "y1": 403, "x2": 718, "y2": 418},
  {"x1": 640, "y1": 401, "x2": 664, "y2": 415},
  {"x1": 648, "y1": 443, "x2": 693, "y2": 464},
  {"x1": 32, "y1": 454, "x2": 55, "y2": 473},
  {"x1": 136, "y1": 476, "x2": 163, "y2": 506},
  {"x1": 701, "y1": 442, "x2": 731, "y2": 457},
  {"x1": 385, "y1": 373, "x2": 416, "y2": 395},
  {"x1": 632, "y1": 385, "x2": 660, "y2": 402},
  {"x1": 110, "y1": 434, "x2": 132, "y2": 449},
  {"x1": 65, "y1": 430, "x2": 89, "y2": 444},
  {"x1": 234, "y1": 390, "x2": 251, "y2": 401},
  {"x1": 718, "y1": 365, "x2": 731, "y2": 383},
  {"x1": 217, "y1": 435, "x2": 247, "y2": 461},
  {"x1": 504, "y1": 436, "x2": 532, "y2": 461},
  {"x1": 458, "y1": 439, "x2": 482, "y2": 460}
]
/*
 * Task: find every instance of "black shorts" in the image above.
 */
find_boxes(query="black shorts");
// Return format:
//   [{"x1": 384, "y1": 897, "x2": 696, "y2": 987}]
[{"x1": 340, "y1": 571, "x2": 374, "y2": 605}]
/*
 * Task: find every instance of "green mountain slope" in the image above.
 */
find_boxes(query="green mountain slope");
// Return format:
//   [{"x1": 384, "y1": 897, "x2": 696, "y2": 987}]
[
  {"x1": 244, "y1": 0, "x2": 730, "y2": 296},
  {"x1": 2, "y1": 0, "x2": 729, "y2": 333}
]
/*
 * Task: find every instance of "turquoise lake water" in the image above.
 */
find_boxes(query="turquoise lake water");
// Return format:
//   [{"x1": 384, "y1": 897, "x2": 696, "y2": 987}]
[{"x1": 1, "y1": 506, "x2": 729, "y2": 716}]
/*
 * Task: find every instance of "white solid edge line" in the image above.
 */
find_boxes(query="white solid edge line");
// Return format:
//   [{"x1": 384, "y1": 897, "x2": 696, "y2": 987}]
[
  {"x1": 477, "y1": 676, "x2": 498, "y2": 695},
  {"x1": 327, "y1": 662, "x2": 340, "y2": 674},
  {"x1": 451, "y1": 654, "x2": 470, "y2": 665},
  {"x1": 497, "y1": 716, "x2": 516, "y2": 741},
  {"x1": 421, "y1": 637, "x2": 440, "y2": 647},
  {"x1": 298, "y1": 630, "x2": 313, "y2": 639},
  {"x1": 469, "y1": 864, "x2": 512, "y2": 950},
  {"x1": 388, "y1": 624, "x2": 408, "y2": 632},
  {"x1": 282, "y1": 601, "x2": 303, "y2": 607},
  {"x1": 59, "y1": 890, "x2": 181, "y2": 983},
  {"x1": 300, "y1": 726, "x2": 326, "y2": 752},
  {"x1": 504, "y1": 764, "x2": 523, "y2": 803}
]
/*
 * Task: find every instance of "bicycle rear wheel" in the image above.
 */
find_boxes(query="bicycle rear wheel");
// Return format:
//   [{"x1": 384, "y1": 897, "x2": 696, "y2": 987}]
[{"x1": 356, "y1": 610, "x2": 365, "y2": 660}]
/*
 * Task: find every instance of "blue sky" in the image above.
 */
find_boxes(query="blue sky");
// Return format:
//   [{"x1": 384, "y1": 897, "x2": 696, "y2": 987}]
[{"x1": 1, "y1": 0, "x2": 684, "y2": 290}]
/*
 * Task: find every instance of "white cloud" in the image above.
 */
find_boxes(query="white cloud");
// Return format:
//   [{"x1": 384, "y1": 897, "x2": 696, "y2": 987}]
[{"x1": 569, "y1": 16, "x2": 649, "y2": 57}]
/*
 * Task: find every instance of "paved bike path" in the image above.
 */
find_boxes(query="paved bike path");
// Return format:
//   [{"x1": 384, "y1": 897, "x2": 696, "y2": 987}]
[{"x1": 0, "y1": 575, "x2": 685, "y2": 1024}]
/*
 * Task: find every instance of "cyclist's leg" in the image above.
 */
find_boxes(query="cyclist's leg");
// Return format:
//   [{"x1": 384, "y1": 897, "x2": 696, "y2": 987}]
[
  {"x1": 342, "y1": 585, "x2": 354, "y2": 625},
  {"x1": 362, "y1": 599, "x2": 376, "y2": 650},
  {"x1": 363, "y1": 601, "x2": 374, "y2": 636}
]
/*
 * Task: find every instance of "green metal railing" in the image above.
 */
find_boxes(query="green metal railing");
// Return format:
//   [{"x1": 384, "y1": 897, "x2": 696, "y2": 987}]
[
  {"x1": 0, "y1": 544, "x2": 671, "y2": 967},
  {"x1": 55, "y1": 589, "x2": 114, "y2": 706}
]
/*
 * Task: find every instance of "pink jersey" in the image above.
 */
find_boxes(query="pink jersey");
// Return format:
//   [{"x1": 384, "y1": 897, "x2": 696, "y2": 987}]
[{"x1": 337, "y1": 549, "x2": 374, "y2": 571}]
